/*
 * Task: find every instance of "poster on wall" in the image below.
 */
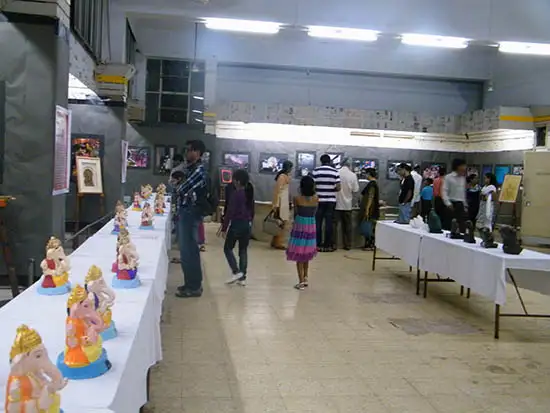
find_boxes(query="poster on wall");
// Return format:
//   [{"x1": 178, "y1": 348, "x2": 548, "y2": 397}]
[
  {"x1": 420, "y1": 162, "x2": 446, "y2": 180},
  {"x1": 71, "y1": 134, "x2": 104, "y2": 181},
  {"x1": 295, "y1": 152, "x2": 316, "y2": 178},
  {"x1": 52, "y1": 105, "x2": 71, "y2": 195},
  {"x1": 352, "y1": 158, "x2": 377, "y2": 180},
  {"x1": 121, "y1": 140, "x2": 128, "y2": 183},
  {"x1": 387, "y1": 161, "x2": 411, "y2": 180},
  {"x1": 494, "y1": 165, "x2": 511, "y2": 185},
  {"x1": 127, "y1": 146, "x2": 150, "y2": 169},
  {"x1": 223, "y1": 152, "x2": 250, "y2": 170},
  {"x1": 467, "y1": 165, "x2": 480, "y2": 177},
  {"x1": 154, "y1": 145, "x2": 177, "y2": 175},
  {"x1": 258, "y1": 153, "x2": 289, "y2": 174},
  {"x1": 326, "y1": 153, "x2": 344, "y2": 169},
  {"x1": 512, "y1": 164, "x2": 524, "y2": 176}
]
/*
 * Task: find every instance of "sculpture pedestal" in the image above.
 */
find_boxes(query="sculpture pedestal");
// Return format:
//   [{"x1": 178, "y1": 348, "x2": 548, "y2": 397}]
[
  {"x1": 37, "y1": 281, "x2": 71, "y2": 296},
  {"x1": 56, "y1": 349, "x2": 111, "y2": 380},
  {"x1": 112, "y1": 276, "x2": 141, "y2": 289},
  {"x1": 101, "y1": 321, "x2": 118, "y2": 341},
  {"x1": 139, "y1": 224, "x2": 154, "y2": 230}
]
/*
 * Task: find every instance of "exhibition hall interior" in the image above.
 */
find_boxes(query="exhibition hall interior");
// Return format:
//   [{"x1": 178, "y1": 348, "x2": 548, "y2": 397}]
[{"x1": 2, "y1": 0, "x2": 550, "y2": 412}]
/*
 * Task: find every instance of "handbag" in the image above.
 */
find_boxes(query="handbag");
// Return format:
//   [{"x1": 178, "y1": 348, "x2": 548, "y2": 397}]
[{"x1": 263, "y1": 210, "x2": 284, "y2": 236}]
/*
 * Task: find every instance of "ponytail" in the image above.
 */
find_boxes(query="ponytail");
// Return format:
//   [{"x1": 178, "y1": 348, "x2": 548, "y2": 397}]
[{"x1": 245, "y1": 182, "x2": 255, "y2": 211}]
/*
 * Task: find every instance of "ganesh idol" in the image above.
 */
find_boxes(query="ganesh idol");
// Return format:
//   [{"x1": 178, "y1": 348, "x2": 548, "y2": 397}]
[
  {"x1": 56, "y1": 284, "x2": 111, "y2": 380},
  {"x1": 5, "y1": 325, "x2": 67, "y2": 413},
  {"x1": 156, "y1": 183, "x2": 167, "y2": 207},
  {"x1": 131, "y1": 192, "x2": 142, "y2": 211},
  {"x1": 37, "y1": 236, "x2": 71, "y2": 296},
  {"x1": 154, "y1": 194, "x2": 165, "y2": 216},
  {"x1": 112, "y1": 229, "x2": 140, "y2": 289},
  {"x1": 85, "y1": 265, "x2": 117, "y2": 341},
  {"x1": 140, "y1": 184, "x2": 153, "y2": 201},
  {"x1": 139, "y1": 202, "x2": 154, "y2": 230},
  {"x1": 111, "y1": 200, "x2": 128, "y2": 235}
]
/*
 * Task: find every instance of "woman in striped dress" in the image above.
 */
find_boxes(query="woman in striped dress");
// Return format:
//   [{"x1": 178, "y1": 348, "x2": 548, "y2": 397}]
[{"x1": 286, "y1": 176, "x2": 318, "y2": 290}]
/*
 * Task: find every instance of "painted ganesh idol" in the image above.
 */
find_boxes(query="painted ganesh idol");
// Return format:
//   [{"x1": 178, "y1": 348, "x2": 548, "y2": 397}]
[
  {"x1": 5, "y1": 325, "x2": 67, "y2": 413},
  {"x1": 139, "y1": 202, "x2": 154, "y2": 230},
  {"x1": 112, "y1": 229, "x2": 140, "y2": 289},
  {"x1": 131, "y1": 192, "x2": 142, "y2": 211},
  {"x1": 56, "y1": 285, "x2": 111, "y2": 380},
  {"x1": 140, "y1": 184, "x2": 153, "y2": 200},
  {"x1": 37, "y1": 237, "x2": 71, "y2": 296},
  {"x1": 85, "y1": 265, "x2": 117, "y2": 341},
  {"x1": 112, "y1": 200, "x2": 128, "y2": 234},
  {"x1": 154, "y1": 194, "x2": 164, "y2": 216}
]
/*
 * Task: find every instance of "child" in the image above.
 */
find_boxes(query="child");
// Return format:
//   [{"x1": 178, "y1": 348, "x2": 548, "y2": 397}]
[
  {"x1": 286, "y1": 176, "x2": 318, "y2": 290},
  {"x1": 359, "y1": 168, "x2": 379, "y2": 250},
  {"x1": 420, "y1": 178, "x2": 434, "y2": 220},
  {"x1": 219, "y1": 169, "x2": 255, "y2": 286}
]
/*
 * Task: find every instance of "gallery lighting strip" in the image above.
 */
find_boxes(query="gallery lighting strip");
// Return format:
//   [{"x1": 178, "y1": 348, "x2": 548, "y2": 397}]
[
  {"x1": 307, "y1": 26, "x2": 379, "y2": 42},
  {"x1": 498, "y1": 41, "x2": 550, "y2": 56},
  {"x1": 203, "y1": 17, "x2": 281, "y2": 34},
  {"x1": 400, "y1": 33, "x2": 469, "y2": 49}
]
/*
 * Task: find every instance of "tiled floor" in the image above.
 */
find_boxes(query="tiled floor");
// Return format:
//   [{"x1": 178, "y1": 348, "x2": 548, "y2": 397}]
[{"x1": 145, "y1": 224, "x2": 550, "y2": 412}]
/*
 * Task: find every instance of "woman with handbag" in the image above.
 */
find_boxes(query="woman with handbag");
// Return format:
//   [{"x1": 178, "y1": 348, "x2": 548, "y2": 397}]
[
  {"x1": 359, "y1": 168, "x2": 380, "y2": 250},
  {"x1": 270, "y1": 160, "x2": 293, "y2": 249}
]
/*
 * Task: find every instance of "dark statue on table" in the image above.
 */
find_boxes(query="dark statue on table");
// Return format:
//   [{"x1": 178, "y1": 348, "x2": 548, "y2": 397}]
[
  {"x1": 499, "y1": 225, "x2": 523, "y2": 255},
  {"x1": 428, "y1": 210, "x2": 443, "y2": 234},
  {"x1": 463, "y1": 220, "x2": 476, "y2": 244},
  {"x1": 480, "y1": 228, "x2": 498, "y2": 248},
  {"x1": 447, "y1": 219, "x2": 463, "y2": 239}
]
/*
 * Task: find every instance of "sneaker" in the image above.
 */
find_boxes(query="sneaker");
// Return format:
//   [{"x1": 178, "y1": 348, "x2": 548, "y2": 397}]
[
  {"x1": 237, "y1": 279, "x2": 247, "y2": 287},
  {"x1": 177, "y1": 285, "x2": 187, "y2": 293},
  {"x1": 175, "y1": 288, "x2": 202, "y2": 298},
  {"x1": 225, "y1": 272, "x2": 243, "y2": 285},
  {"x1": 294, "y1": 283, "x2": 306, "y2": 290}
]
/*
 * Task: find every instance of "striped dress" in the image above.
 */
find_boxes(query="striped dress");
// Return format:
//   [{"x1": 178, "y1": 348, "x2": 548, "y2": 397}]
[{"x1": 286, "y1": 201, "x2": 317, "y2": 263}]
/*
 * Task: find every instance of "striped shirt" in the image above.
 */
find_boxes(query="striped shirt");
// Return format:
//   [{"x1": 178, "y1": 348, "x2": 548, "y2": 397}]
[
  {"x1": 312, "y1": 165, "x2": 340, "y2": 203},
  {"x1": 175, "y1": 161, "x2": 206, "y2": 210}
]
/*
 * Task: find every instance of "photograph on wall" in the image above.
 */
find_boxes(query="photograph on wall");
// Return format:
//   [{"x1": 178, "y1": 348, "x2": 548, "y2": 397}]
[
  {"x1": 71, "y1": 134, "x2": 104, "y2": 180},
  {"x1": 53, "y1": 106, "x2": 71, "y2": 196},
  {"x1": 202, "y1": 151, "x2": 211, "y2": 173},
  {"x1": 467, "y1": 165, "x2": 480, "y2": 177},
  {"x1": 481, "y1": 164, "x2": 493, "y2": 178},
  {"x1": 420, "y1": 162, "x2": 446, "y2": 180},
  {"x1": 219, "y1": 166, "x2": 233, "y2": 185},
  {"x1": 154, "y1": 145, "x2": 177, "y2": 175},
  {"x1": 223, "y1": 152, "x2": 250, "y2": 170},
  {"x1": 258, "y1": 153, "x2": 289, "y2": 174},
  {"x1": 76, "y1": 157, "x2": 103, "y2": 194},
  {"x1": 295, "y1": 152, "x2": 316, "y2": 178},
  {"x1": 512, "y1": 164, "x2": 524, "y2": 176},
  {"x1": 127, "y1": 146, "x2": 150, "y2": 169},
  {"x1": 494, "y1": 165, "x2": 511, "y2": 185},
  {"x1": 352, "y1": 158, "x2": 377, "y2": 180},
  {"x1": 326, "y1": 153, "x2": 344, "y2": 169},
  {"x1": 387, "y1": 161, "x2": 411, "y2": 180}
]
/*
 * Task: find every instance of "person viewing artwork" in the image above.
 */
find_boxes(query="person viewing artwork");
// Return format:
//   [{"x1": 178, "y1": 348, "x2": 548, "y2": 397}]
[
  {"x1": 466, "y1": 174, "x2": 481, "y2": 227},
  {"x1": 359, "y1": 168, "x2": 379, "y2": 250},
  {"x1": 476, "y1": 172, "x2": 498, "y2": 232},
  {"x1": 410, "y1": 165, "x2": 423, "y2": 217},
  {"x1": 442, "y1": 158, "x2": 468, "y2": 232},
  {"x1": 395, "y1": 163, "x2": 414, "y2": 224},
  {"x1": 420, "y1": 178, "x2": 434, "y2": 220},
  {"x1": 271, "y1": 160, "x2": 293, "y2": 249},
  {"x1": 432, "y1": 165, "x2": 447, "y2": 225},
  {"x1": 286, "y1": 175, "x2": 318, "y2": 290},
  {"x1": 335, "y1": 157, "x2": 359, "y2": 250}
]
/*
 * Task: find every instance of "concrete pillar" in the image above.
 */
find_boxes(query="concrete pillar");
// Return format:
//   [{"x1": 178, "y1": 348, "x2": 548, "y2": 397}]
[
  {"x1": 204, "y1": 57, "x2": 218, "y2": 112},
  {"x1": 107, "y1": 2, "x2": 126, "y2": 63}
]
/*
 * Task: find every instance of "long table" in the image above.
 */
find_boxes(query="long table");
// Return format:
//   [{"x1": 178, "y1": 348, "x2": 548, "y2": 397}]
[
  {"x1": 0, "y1": 203, "x2": 170, "y2": 413},
  {"x1": 374, "y1": 221, "x2": 550, "y2": 339}
]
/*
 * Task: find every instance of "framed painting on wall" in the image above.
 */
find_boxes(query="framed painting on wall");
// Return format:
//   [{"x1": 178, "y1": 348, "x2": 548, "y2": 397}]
[
  {"x1": 76, "y1": 157, "x2": 103, "y2": 194},
  {"x1": 258, "y1": 153, "x2": 289, "y2": 174},
  {"x1": 223, "y1": 152, "x2": 250, "y2": 170},
  {"x1": 154, "y1": 145, "x2": 177, "y2": 175},
  {"x1": 467, "y1": 165, "x2": 480, "y2": 177},
  {"x1": 202, "y1": 151, "x2": 211, "y2": 173},
  {"x1": 494, "y1": 164, "x2": 511, "y2": 185},
  {"x1": 387, "y1": 161, "x2": 411, "y2": 180},
  {"x1": 295, "y1": 152, "x2": 316, "y2": 178},
  {"x1": 71, "y1": 134, "x2": 104, "y2": 180},
  {"x1": 127, "y1": 146, "x2": 151, "y2": 169},
  {"x1": 352, "y1": 158, "x2": 377, "y2": 180},
  {"x1": 481, "y1": 164, "x2": 493, "y2": 178},
  {"x1": 420, "y1": 162, "x2": 446, "y2": 180},
  {"x1": 512, "y1": 164, "x2": 524, "y2": 176},
  {"x1": 326, "y1": 153, "x2": 344, "y2": 169}
]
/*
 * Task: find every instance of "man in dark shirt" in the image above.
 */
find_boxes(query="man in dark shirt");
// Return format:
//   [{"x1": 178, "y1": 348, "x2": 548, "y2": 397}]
[{"x1": 396, "y1": 163, "x2": 414, "y2": 224}]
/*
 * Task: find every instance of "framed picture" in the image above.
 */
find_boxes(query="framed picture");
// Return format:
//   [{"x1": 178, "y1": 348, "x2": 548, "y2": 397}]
[
  {"x1": 499, "y1": 175, "x2": 522, "y2": 203},
  {"x1": 223, "y1": 152, "x2": 250, "y2": 170},
  {"x1": 76, "y1": 157, "x2": 103, "y2": 194},
  {"x1": 352, "y1": 158, "x2": 377, "y2": 180},
  {"x1": 467, "y1": 165, "x2": 480, "y2": 177},
  {"x1": 258, "y1": 153, "x2": 289, "y2": 175},
  {"x1": 296, "y1": 152, "x2": 316, "y2": 178},
  {"x1": 326, "y1": 153, "x2": 344, "y2": 169},
  {"x1": 127, "y1": 146, "x2": 150, "y2": 169},
  {"x1": 494, "y1": 164, "x2": 511, "y2": 185},
  {"x1": 202, "y1": 151, "x2": 211, "y2": 173},
  {"x1": 481, "y1": 164, "x2": 493, "y2": 178},
  {"x1": 512, "y1": 164, "x2": 524, "y2": 176},
  {"x1": 387, "y1": 161, "x2": 411, "y2": 180},
  {"x1": 219, "y1": 166, "x2": 233, "y2": 185},
  {"x1": 420, "y1": 162, "x2": 446, "y2": 180},
  {"x1": 71, "y1": 134, "x2": 104, "y2": 180},
  {"x1": 154, "y1": 145, "x2": 177, "y2": 175}
]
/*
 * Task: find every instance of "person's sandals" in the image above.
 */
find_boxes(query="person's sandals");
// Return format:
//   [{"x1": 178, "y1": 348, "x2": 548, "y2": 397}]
[
  {"x1": 294, "y1": 283, "x2": 306, "y2": 290},
  {"x1": 200, "y1": 245, "x2": 206, "y2": 252},
  {"x1": 170, "y1": 257, "x2": 181, "y2": 264}
]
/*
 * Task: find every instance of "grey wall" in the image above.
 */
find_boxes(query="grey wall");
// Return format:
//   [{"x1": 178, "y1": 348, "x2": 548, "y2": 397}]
[
  {"x1": 217, "y1": 65, "x2": 483, "y2": 116},
  {"x1": 68, "y1": 103, "x2": 125, "y2": 223},
  {"x1": 0, "y1": 17, "x2": 69, "y2": 276}
]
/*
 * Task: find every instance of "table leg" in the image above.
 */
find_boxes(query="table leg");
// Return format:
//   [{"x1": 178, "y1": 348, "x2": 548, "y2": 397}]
[
  {"x1": 416, "y1": 268, "x2": 420, "y2": 295},
  {"x1": 494, "y1": 304, "x2": 500, "y2": 339},
  {"x1": 409, "y1": 266, "x2": 412, "y2": 272},
  {"x1": 460, "y1": 286, "x2": 464, "y2": 296},
  {"x1": 371, "y1": 246, "x2": 377, "y2": 271},
  {"x1": 423, "y1": 271, "x2": 428, "y2": 298},
  {"x1": 467, "y1": 288, "x2": 471, "y2": 299}
]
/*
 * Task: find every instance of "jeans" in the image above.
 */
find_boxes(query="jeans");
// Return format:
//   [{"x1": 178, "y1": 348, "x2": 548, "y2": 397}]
[
  {"x1": 398, "y1": 203, "x2": 411, "y2": 224},
  {"x1": 178, "y1": 208, "x2": 203, "y2": 291},
  {"x1": 335, "y1": 209, "x2": 353, "y2": 249},
  {"x1": 224, "y1": 220, "x2": 251, "y2": 279},
  {"x1": 316, "y1": 202, "x2": 335, "y2": 248},
  {"x1": 198, "y1": 220, "x2": 205, "y2": 246}
]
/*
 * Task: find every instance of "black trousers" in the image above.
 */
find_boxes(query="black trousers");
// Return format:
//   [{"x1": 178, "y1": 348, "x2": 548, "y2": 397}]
[
  {"x1": 335, "y1": 210, "x2": 353, "y2": 249},
  {"x1": 450, "y1": 201, "x2": 466, "y2": 233},
  {"x1": 434, "y1": 197, "x2": 449, "y2": 230},
  {"x1": 316, "y1": 202, "x2": 335, "y2": 248},
  {"x1": 421, "y1": 200, "x2": 432, "y2": 220}
]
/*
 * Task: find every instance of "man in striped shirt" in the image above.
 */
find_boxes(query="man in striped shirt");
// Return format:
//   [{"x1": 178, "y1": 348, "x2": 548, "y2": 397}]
[{"x1": 311, "y1": 154, "x2": 341, "y2": 252}]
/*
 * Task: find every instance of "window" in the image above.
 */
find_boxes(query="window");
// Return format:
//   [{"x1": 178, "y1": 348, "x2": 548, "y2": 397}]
[
  {"x1": 71, "y1": 0, "x2": 105, "y2": 61},
  {"x1": 125, "y1": 20, "x2": 137, "y2": 99},
  {"x1": 145, "y1": 59, "x2": 205, "y2": 124}
]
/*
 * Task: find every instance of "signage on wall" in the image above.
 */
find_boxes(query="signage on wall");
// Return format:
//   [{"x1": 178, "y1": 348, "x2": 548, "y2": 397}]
[{"x1": 52, "y1": 105, "x2": 72, "y2": 196}]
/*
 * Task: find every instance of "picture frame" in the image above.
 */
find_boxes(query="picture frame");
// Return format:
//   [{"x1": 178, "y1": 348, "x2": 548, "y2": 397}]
[
  {"x1": 494, "y1": 164, "x2": 511, "y2": 185},
  {"x1": 326, "y1": 153, "x2": 344, "y2": 169},
  {"x1": 76, "y1": 156, "x2": 103, "y2": 194},
  {"x1": 352, "y1": 158, "x2": 377, "y2": 180},
  {"x1": 387, "y1": 161, "x2": 411, "y2": 180},
  {"x1": 466, "y1": 165, "x2": 480, "y2": 177},
  {"x1": 512, "y1": 164, "x2": 524, "y2": 176},
  {"x1": 258, "y1": 153, "x2": 289, "y2": 175},
  {"x1": 219, "y1": 166, "x2": 233, "y2": 185},
  {"x1": 420, "y1": 162, "x2": 446, "y2": 180},
  {"x1": 481, "y1": 164, "x2": 493, "y2": 178},
  {"x1": 154, "y1": 145, "x2": 177, "y2": 175},
  {"x1": 202, "y1": 151, "x2": 211, "y2": 173},
  {"x1": 223, "y1": 152, "x2": 250, "y2": 170},
  {"x1": 127, "y1": 146, "x2": 151, "y2": 169},
  {"x1": 295, "y1": 151, "x2": 316, "y2": 178},
  {"x1": 71, "y1": 134, "x2": 104, "y2": 180},
  {"x1": 499, "y1": 175, "x2": 522, "y2": 203}
]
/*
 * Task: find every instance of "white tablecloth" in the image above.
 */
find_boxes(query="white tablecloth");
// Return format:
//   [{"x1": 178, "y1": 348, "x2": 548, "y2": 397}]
[
  {"x1": 375, "y1": 221, "x2": 424, "y2": 267},
  {"x1": 0, "y1": 206, "x2": 170, "y2": 413}
]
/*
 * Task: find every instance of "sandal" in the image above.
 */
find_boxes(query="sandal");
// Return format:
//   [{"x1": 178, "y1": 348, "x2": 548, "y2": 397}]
[
  {"x1": 200, "y1": 245, "x2": 206, "y2": 252},
  {"x1": 294, "y1": 283, "x2": 306, "y2": 290}
]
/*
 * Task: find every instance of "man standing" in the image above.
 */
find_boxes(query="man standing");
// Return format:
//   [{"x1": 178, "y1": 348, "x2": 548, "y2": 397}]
[
  {"x1": 335, "y1": 158, "x2": 359, "y2": 250},
  {"x1": 311, "y1": 154, "x2": 341, "y2": 252},
  {"x1": 442, "y1": 158, "x2": 467, "y2": 233},
  {"x1": 411, "y1": 164, "x2": 423, "y2": 217},
  {"x1": 396, "y1": 163, "x2": 414, "y2": 224},
  {"x1": 173, "y1": 140, "x2": 207, "y2": 298}
]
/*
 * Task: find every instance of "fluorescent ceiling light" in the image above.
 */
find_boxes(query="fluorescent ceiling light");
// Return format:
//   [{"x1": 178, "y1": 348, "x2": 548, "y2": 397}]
[
  {"x1": 203, "y1": 18, "x2": 280, "y2": 34},
  {"x1": 194, "y1": 118, "x2": 203, "y2": 123},
  {"x1": 499, "y1": 41, "x2": 550, "y2": 56},
  {"x1": 192, "y1": 95, "x2": 204, "y2": 100},
  {"x1": 401, "y1": 33, "x2": 469, "y2": 49},
  {"x1": 192, "y1": 109, "x2": 203, "y2": 114},
  {"x1": 307, "y1": 25, "x2": 379, "y2": 42}
]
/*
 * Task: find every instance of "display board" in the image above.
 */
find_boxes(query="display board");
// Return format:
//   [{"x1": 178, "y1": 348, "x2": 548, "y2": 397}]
[
  {"x1": 76, "y1": 157, "x2": 103, "y2": 194},
  {"x1": 127, "y1": 146, "x2": 150, "y2": 169},
  {"x1": 295, "y1": 152, "x2": 316, "y2": 178},
  {"x1": 352, "y1": 158, "x2": 377, "y2": 180},
  {"x1": 71, "y1": 134, "x2": 104, "y2": 180},
  {"x1": 258, "y1": 153, "x2": 289, "y2": 174},
  {"x1": 499, "y1": 175, "x2": 522, "y2": 203},
  {"x1": 223, "y1": 152, "x2": 250, "y2": 170}
]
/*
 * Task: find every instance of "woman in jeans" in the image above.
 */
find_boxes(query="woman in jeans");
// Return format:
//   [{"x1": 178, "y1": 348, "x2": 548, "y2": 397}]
[{"x1": 219, "y1": 169, "x2": 255, "y2": 286}]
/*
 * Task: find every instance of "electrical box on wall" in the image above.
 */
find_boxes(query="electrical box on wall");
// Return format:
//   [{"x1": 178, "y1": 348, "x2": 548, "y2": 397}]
[{"x1": 127, "y1": 100, "x2": 144, "y2": 123}]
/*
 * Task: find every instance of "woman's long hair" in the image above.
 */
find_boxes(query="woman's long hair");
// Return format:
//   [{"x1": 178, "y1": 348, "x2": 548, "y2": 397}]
[
  {"x1": 234, "y1": 169, "x2": 254, "y2": 211},
  {"x1": 275, "y1": 160, "x2": 294, "y2": 181}
]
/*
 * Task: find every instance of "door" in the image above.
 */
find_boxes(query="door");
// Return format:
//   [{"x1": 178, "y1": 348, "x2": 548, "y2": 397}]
[{"x1": 522, "y1": 151, "x2": 550, "y2": 242}]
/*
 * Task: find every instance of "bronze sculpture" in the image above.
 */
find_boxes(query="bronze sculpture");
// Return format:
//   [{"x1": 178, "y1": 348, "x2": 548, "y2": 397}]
[{"x1": 499, "y1": 225, "x2": 523, "y2": 255}]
